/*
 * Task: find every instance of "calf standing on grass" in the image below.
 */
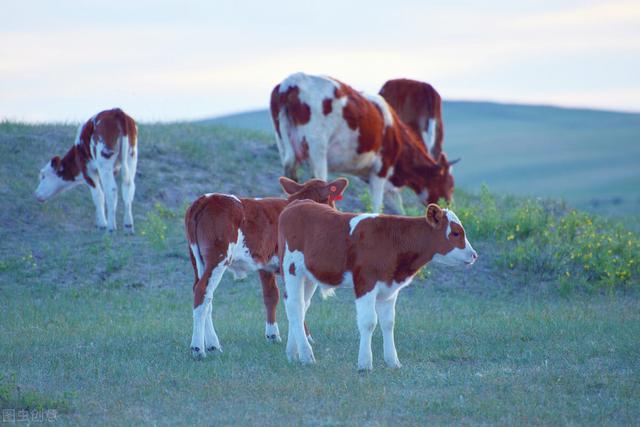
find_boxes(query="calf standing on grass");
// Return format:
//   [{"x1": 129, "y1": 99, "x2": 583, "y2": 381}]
[
  {"x1": 35, "y1": 108, "x2": 138, "y2": 233},
  {"x1": 278, "y1": 202, "x2": 477, "y2": 370},
  {"x1": 185, "y1": 177, "x2": 348, "y2": 359}
]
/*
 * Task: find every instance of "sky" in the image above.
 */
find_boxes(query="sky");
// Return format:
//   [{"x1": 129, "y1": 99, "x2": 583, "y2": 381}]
[{"x1": 1, "y1": 0, "x2": 639, "y2": 122}]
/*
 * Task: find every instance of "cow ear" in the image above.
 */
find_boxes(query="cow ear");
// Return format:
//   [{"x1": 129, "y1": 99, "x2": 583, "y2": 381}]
[
  {"x1": 328, "y1": 177, "x2": 349, "y2": 195},
  {"x1": 279, "y1": 176, "x2": 303, "y2": 195},
  {"x1": 425, "y1": 203, "x2": 444, "y2": 228},
  {"x1": 50, "y1": 156, "x2": 61, "y2": 170}
]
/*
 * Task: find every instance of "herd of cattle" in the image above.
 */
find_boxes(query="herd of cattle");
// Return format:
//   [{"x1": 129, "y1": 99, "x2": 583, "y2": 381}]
[{"x1": 34, "y1": 73, "x2": 477, "y2": 371}]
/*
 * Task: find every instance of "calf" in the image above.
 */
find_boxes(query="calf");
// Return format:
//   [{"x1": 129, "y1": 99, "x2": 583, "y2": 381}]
[
  {"x1": 185, "y1": 177, "x2": 348, "y2": 359},
  {"x1": 278, "y1": 201, "x2": 477, "y2": 370},
  {"x1": 35, "y1": 108, "x2": 138, "y2": 233},
  {"x1": 379, "y1": 78, "x2": 444, "y2": 159},
  {"x1": 270, "y1": 72, "x2": 457, "y2": 214}
]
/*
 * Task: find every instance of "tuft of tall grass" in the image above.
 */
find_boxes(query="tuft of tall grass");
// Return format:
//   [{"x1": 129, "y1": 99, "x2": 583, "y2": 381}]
[{"x1": 447, "y1": 185, "x2": 640, "y2": 291}]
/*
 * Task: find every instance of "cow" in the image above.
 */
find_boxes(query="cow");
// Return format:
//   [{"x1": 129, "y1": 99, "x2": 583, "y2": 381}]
[
  {"x1": 35, "y1": 108, "x2": 138, "y2": 233},
  {"x1": 379, "y1": 78, "x2": 444, "y2": 159},
  {"x1": 185, "y1": 177, "x2": 349, "y2": 359},
  {"x1": 270, "y1": 72, "x2": 458, "y2": 214},
  {"x1": 278, "y1": 201, "x2": 477, "y2": 370}
]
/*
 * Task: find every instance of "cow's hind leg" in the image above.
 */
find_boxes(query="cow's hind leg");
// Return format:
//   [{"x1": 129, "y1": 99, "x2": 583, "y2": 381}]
[
  {"x1": 259, "y1": 270, "x2": 281, "y2": 342},
  {"x1": 309, "y1": 142, "x2": 328, "y2": 181},
  {"x1": 191, "y1": 260, "x2": 227, "y2": 359},
  {"x1": 120, "y1": 136, "x2": 137, "y2": 233},
  {"x1": 87, "y1": 170, "x2": 107, "y2": 229},
  {"x1": 303, "y1": 280, "x2": 317, "y2": 343},
  {"x1": 376, "y1": 293, "x2": 401, "y2": 368},
  {"x1": 97, "y1": 162, "x2": 118, "y2": 232}
]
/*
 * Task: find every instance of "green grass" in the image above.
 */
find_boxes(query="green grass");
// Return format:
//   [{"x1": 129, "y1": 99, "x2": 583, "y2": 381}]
[
  {"x1": 1, "y1": 120, "x2": 639, "y2": 425},
  {"x1": 1, "y1": 277, "x2": 638, "y2": 425}
]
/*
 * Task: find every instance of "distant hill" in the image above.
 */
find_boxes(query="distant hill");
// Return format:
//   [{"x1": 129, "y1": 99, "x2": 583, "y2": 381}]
[{"x1": 204, "y1": 101, "x2": 640, "y2": 213}]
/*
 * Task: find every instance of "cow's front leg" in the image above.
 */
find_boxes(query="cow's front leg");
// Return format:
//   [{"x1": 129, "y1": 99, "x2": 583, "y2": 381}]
[
  {"x1": 383, "y1": 185, "x2": 405, "y2": 215},
  {"x1": 355, "y1": 289, "x2": 378, "y2": 371},
  {"x1": 369, "y1": 173, "x2": 386, "y2": 213},
  {"x1": 376, "y1": 293, "x2": 401, "y2": 368},
  {"x1": 97, "y1": 164, "x2": 118, "y2": 232},
  {"x1": 87, "y1": 174, "x2": 107, "y2": 229}
]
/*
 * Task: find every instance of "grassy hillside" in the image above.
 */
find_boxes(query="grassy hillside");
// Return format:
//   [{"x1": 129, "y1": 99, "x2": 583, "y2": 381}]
[
  {"x1": 0, "y1": 121, "x2": 639, "y2": 425},
  {"x1": 206, "y1": 102, "x2": 640, "y2": 214}
]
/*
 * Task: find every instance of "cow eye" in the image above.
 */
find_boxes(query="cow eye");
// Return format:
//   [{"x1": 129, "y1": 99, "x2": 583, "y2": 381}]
[{"x1": 452, "y1": 231, "x2": 460, "y2": 237}]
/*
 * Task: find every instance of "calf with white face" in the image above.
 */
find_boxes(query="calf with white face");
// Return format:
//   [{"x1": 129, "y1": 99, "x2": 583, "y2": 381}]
[
  {"x1": 278, "y1": 202, "x2": 477, "y2": 370},
  {"x1": 35, "y1": 108, "x2": 138, "y2": 233}
]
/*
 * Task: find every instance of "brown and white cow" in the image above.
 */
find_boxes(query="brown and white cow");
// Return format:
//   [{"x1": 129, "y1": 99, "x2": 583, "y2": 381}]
[
  {"x1": 278, "y1": 201, "x2": 477, "y2": 370},
  {"x1": 35, "y1": 108, "x2": 138, "y2": 233},
  {"x1": 270, "y1": 72, "x2": 457, "y2": 214},
  {"x1": 185, "y1": 177, "x2": 348, "y2": 359},
  {"x1": 379, "y1": 78, "x2": 445, "y2": 159}
]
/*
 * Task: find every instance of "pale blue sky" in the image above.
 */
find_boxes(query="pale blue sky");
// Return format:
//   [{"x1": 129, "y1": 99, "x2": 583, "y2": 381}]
[{"x1": 1, "y1": 0, "x2": 639, "y2": 122}]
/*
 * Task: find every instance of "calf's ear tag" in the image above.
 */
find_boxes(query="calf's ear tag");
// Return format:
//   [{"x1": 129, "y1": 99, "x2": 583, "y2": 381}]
[{"x1": 328, "y1": 185, "x2": 343, "y2": 202}]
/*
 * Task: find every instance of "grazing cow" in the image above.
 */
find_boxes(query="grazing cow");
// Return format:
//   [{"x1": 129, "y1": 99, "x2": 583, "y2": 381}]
[
  {"x1": 278, "y1": 201, "x2": 477, "y2": 370},
  {"x1": 270, "y1": 72, "x2": 458, "y2": 214},
  {"x1": 35, "y1": 108, "x2": 138, "y2": 233},
  {"x1": 185, "y1": 177, "x2": 348, "y2": 359},
  {"x1": 379, "y1": 78, "x2": 444, "y2": 159}
]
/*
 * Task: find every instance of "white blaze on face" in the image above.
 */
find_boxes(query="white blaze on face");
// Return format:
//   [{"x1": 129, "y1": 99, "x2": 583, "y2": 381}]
[
  {"x1": 432, "y1": 209, "x2": 478, "y2": 266},
  {"x1": 34, "y1": 163, "x2": 75, "y2": 202}
]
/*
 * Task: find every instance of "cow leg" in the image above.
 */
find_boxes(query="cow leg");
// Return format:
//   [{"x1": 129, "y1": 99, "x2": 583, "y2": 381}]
[
  {"x1": 355, "y1": 289, "x2": 378, "y2": 371},
  {"x1": 376, "y1": 293, "x2": 401, "y2": 368},
  {"x1": 284, "y1": 274, "x2": 315, "y2": 364},
  {"x1": 277, "y1": 125, "x2": 299, "y2": 182},
  {"x1": 97, "y1": 163, "x2": 118, "y2": 232},
  {"x1": 191, "y1": 261, "x2": 227, "y2": 358},
  {"x1": 87, "y1": 171, "x2": 107, "y2": 229},
  {"x1": 303, "y1": 281, "x2": 318, "y2": 343},
  {"x1": 120, "y1": 138, "x2": 137, "y2": 234},
  {"x1": 369, "y1": 173, "x2": 386, "y2": 213},
  {"x1": 309, "y1": 142, "x2": 328, "y2": 181},
  {"x1": 259, "y1": 270, "x2": 281, "y2": 343},
  {"x1": 383, "y1": 186, "x2": 405, "y2": 215}
]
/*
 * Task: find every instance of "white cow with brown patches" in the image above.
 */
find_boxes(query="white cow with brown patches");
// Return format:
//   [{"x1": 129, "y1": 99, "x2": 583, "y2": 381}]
[
  {"x1": 35, "y1": 108, "x2": 138, "y2": 233},
  {"x1": 278, "y1": 202, "x2": 477, "y2": 370},
  {"x1": 270, "y1": 72, "x2": 458, "y2": 214}
]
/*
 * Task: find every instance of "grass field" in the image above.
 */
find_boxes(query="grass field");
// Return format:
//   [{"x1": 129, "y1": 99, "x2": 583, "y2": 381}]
[{"x1": 1, "y1": 119, "x2": 639, "y2": 425}]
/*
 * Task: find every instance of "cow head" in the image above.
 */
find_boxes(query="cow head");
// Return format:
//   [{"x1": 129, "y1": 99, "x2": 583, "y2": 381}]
[
  {"x1": 35, "y1": 155, "x2": 79, "y2": 202},
  {"x1": 425, "y1": 203, "x2": 477, "y2": 266},
  {"x1": 280, "y1": 177, "x2": 349, "y2": 208},
  {"x1": 416, "y1": 153, "x2": 458, "y2": 205}
]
